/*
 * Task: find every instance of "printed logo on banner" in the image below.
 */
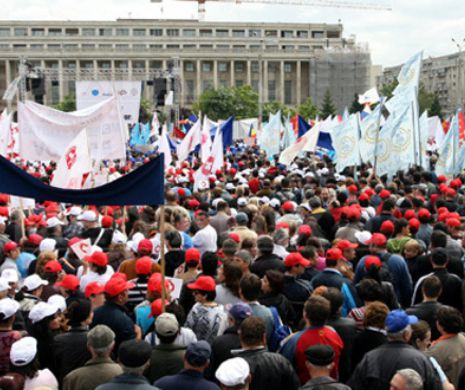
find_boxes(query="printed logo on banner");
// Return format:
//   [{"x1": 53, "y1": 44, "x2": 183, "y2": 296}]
[
  {"x1": 91, "y1": 89, "x2": 99, "y2": 96},
  {"x1": 118, "y1": 90, "x2": 128, "y2": 96},
  {"x1": 65, "y1": 146, "x2": 78, "y2": 169}
]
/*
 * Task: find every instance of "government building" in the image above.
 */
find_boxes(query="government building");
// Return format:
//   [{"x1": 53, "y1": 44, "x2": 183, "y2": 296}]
[{"x1": 0, "y1": 19, "x2": 371, "y2": 112}]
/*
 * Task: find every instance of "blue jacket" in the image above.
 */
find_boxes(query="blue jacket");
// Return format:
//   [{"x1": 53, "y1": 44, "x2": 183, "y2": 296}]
[
  {"x1": 96, "y1": 373, "x2": 160, "y2": 390},
  {"x1": 154, "y1": 369, "x2": 220, "y2": 390}
]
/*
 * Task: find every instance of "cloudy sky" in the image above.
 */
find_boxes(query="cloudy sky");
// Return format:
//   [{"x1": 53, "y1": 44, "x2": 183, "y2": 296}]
[{"x1": 2, "y1": 0, "x2": 464, "y2": 67}]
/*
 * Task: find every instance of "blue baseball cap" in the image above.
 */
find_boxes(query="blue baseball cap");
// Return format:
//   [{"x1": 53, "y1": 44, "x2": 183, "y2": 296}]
[
  {"x1": 185, "y1": 341, "x2": 211, "y2": 367},
  {"x1": 385, "y1": 309, "x2": 418, "y2": 333},
  {"x1": 228, "y1": 303, "x2": 253, "y2": 323}
]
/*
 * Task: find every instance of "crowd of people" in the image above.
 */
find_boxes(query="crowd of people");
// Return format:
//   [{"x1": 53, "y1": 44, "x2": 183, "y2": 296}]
[{"x1": 0, "y1": 143, "x2": 465, "y2": 389}]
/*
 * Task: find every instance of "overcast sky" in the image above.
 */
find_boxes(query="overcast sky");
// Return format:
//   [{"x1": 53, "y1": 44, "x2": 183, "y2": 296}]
[{"x1": 2, "y1": 0, "x2": 464, "y2": 67}]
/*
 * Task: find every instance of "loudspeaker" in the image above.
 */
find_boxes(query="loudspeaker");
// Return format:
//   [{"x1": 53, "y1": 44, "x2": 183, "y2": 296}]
[{"x1": 154, "y1": 78, "x2": 167, "y2": 106}]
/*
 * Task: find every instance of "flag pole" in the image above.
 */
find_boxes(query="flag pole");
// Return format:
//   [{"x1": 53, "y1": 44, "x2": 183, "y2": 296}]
[
  {"x1": 121, "y1": 206, "x2": 127, "y2": 236},
  {"x1": 18, "y1": 199, "x2": 25, "y2": 239},
  {"x1": 372, "y1": 99, "x2": 384, "y2": 176},
  {"x1": 159, "y1": 205, "x2": 167, "y2": 312}
]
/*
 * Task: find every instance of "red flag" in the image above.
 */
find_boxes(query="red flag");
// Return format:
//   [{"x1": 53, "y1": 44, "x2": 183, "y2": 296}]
[
  {"x1": 459, "y1": 110, "x2": 465, "y2": 140},
  {"x1": 173, "y1": 126, "x2": 186, "y2": 140},
  {"x1": 291, "y1": 113, "x2": 298, "y2": 135}
]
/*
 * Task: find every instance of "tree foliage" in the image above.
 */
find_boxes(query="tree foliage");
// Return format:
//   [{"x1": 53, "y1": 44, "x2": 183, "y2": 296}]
[
  {"x1": 263, "y1": 101, "x2": 294, "y2": 121},
  {"x1": 52, "y1": 94, "x2": 76, "y2": 112},
  {"x1": 320, "y1": 90, "x2": 336, "y2": 119},
  {"x1": 297, "y1": 97, "x2": 319, "y2": 120},
  {"x1": 349, "y1": 93, "x2": 364, "y2": 114},
  {"x1": 379, "y1": 79, "x2": 398, "y2": 99},
  {"x1": 193, "y1": 85, "x2": 259, "y2": 121},
  {"x1": 429, "y1": 94, "x2": 443, "y2": 119}
]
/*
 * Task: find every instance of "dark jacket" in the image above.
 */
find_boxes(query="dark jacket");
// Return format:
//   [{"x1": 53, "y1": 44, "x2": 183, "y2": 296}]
[
  {"x1": 351, "y1": 328, "x2": 387, "y2": 369},
  {"x1": 53, "y1": 326, "x2": 91, "y2": 384},
  {"x1": 364, "y1": 212, "x2": 396, "y2": 234},
  {"x1": 145, "y1": 343, "x2": 186, "y2": 383},
  {"x1": 283, "y1": 275, "x2": 313, "y2": 303},
  {"x1": 348, "y1": 341, "x2": 442, "y2": 390},
  {"x1": 259, "y1": 292, "x2": 295, "y2": 325},
  {"x1": 91, "y1": 301, "x2": 136, "y2": 355},
  {"x1": 416, "y1": 253, "x2": 464, "y2": 280},
  {"x1": 165, "y1": 250, "x2": 185, "y2": 277},
  {"x1": 406, "y1": 301, "x2": 442, "y2": 341},
  {"x1": 234, "y1": 347, "x2": 300, "y2": 390},
  {"x1": 251, "y1": 253, "x2": 285, "y2": 278},
  {"x1": 327, "y1": 316, "x2": 357, "y2": 383},
  {"x1": 96, "y1": 373, "x2": 160, "y2": 390},
  {"x1": 154, "y1": 369, "x2": 220, "y2": 390},
  {"x1": 81, "y1": 227, "x2": 113, "y2": 250},
  {"x1": 208, "y1": 327, "x2": 241, "y2": 377},
  {"x1": 300, "y1": 376, "x2": 351, "y2": 390}
]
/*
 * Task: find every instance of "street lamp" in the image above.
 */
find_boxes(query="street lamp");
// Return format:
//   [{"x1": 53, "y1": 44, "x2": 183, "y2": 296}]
[{"x1": 451, "y1": 37, "x2": 465, "y2": 109}]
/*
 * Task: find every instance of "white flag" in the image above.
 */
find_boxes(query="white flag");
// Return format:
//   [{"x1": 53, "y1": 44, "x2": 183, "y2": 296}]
[
  {"x1": 71, "y1": 238, "x2": 92, "y2": 260},
  {"x1": 358, "y1": 87, "x2": 380, "y2": 105},
  {"x1": 51, "y1": 130, "x2": 92, "y2": 189},
  {"x1": 331, "y1": 113, "x2": 361, "y2": 173},
  {"x1": 393, "y1": 51, "x2": 423, "y2": 96},
  {"x1": 176, "y1": 119, "x2": 201, "y2": 163},
  {"x1": 359, "y1": 104, "x2": 383, "y2": 164},
  {"x1": 280, "y1": 123, "x2": 320, "y2": 166},
  {"x1": 200, "y1": 115, "x2": 216, "y2": 163},
  {"x1": 18, "y1": 96, "x2": 127, "y2": 161},
  {"x1": 259, "y1": 111, "x2": 282, "y2": 158},
  {"x1": 426, "y1": 116, "x2": 445, "y2": 151},
  {"x1": 281, "y1": 114, "x2": 297, "y2": 150},
  {"x1": 436, "y1": 113, "x2": 459, "y2": 177},
  {"x1": 418, "y1": 111, "x2": 429, "y2": 168},
  {"x1": 158, "y1": 124, "x2": 172, "y2": 169},
  {"x1": 165, "y1": 91, "x2": 174, "y2": 106},
  {"x1": 0, "y1": 110, "x2": 12, "y2": 157},
  {"x1": 150, "y1": 112, "x2": 160, "y2": 140}
]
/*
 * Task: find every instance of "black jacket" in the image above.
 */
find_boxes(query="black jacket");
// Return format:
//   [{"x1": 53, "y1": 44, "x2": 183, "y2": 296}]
[
  {"x1": 351, "y1": 328, "x2": 387, "y2": 370},
  {"x1": 283, "y1": 275, "x2": 313, "y2": 303},
  {"x1": 251, "y1": 253, "x2": 285, "y2": 278},
  {"x1": 348, "y1": 341, "x2": 442, "y2": 390},
  {"x1": 234, "y1": 347, "x2": 300, "y2": 390},
  {"x1": 259, "y1": 292, "x2": 295, "y2": 325},
  {"x1": 165, "y1": 250, "x2": 185, "y2": 277},
  {"x1": 406, "y1": 301, "x2": 442, "y2": 341},
  {"x1": 53, "y1": 326, "x2": 91, "y2": 384},
  {"x1": 96, "y1": 373, "x2": 160, "y2": 390},
  {"x1": 208, "y1": 326, "x2": 241, "y2": 379},
  {"x1": 416, "y1": 253, "x2": 464, "y2": 280},
  {"x1": 364, "y1": 212, "x2": 396, "y2": 234}
]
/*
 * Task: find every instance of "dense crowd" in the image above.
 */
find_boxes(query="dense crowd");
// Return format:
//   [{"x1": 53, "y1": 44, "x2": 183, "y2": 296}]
[{"x1": 0, "y1": 143, "x2": 465, "y2": 390}]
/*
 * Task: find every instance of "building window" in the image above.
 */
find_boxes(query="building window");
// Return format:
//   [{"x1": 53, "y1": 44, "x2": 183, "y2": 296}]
[
  {"x1": 186, "y1": 80, "x2": 195, "y2": 102},
  {"x1": 99, "y1": 44, "x2": 112, "y2": 51},
  {"x1": 281, "y1": 30, "x2": 293, "y2": 38},
  {"x1": 150, "y1": 28, "x2": 163, "y2": 36},
  {"x1": 250, "y1": 45, "x2": 261, "y2": 51},
  {"x1": 218, "y1": 62, "x2": 228, "y2": 72},
  {"x1": 185, "y1": 62, "x2": 195, "y2": 72},
  {"x1": 297, "y1": 30, "x2": 308, "y2": 38},
  {"x1": 167, "y1": 29, "x2": 179, "y2": 37},
  {"x1": 13, "y1": 44, "x2": 27, "y2": 49},
  {"x1": 202, "y1": 62, "x2": 212, "y2": 72},
  {"x1": 0, "y1": 44, "x2": 9, "y2": 49},
  {"x1": 183, "y1": 29, "x2": 196, "y2": 37},
  {"x1": 48, "y1": 44, "x2": 62, "y2": 50},
  {"x1": 265, "y1": 30, "x2": 277, "y2": 37},
  {"x1": 299, "y1": 45, "x2": 310, "y2": 51},
  {"x1": 116, "y1": 28, "x2": 129, "y2": 36},
  {"x1": 327, "y1": 30, "x2": 340, "y2": 38},
  {"x1": 133, "y1": 61, "x2": 145, "y2": 69},
  {"x1": 99, "y1": 28, "x2": 113, "y2": 36},
  {"x1": 31, "y1": 28, "x2": 44, "y2": 36},
  {"x1": 200, "y1": 29, "x2": 213, "y2": 37},
  {"x1": 133, "y1": 29, "x2": 146, "y2": 36},
  {"x1": 233, "y1": 45, "x2": 246, "y2": 51},
  {"x1": 232, "y1": 30, "x2": 245, "y2": 37},
  {"x1": 252, "y1": 80, "x2": 259, "y2": 92},
  {"x1": 216, "y1": 29, "x2": 229, "y2": 37},
  {"x1": 266, "y1": 45, "x2": 278, "y2": 51},
  {"x1": 14, "y1": 28, "x2": 28, "y2": 37},
  {"x1": 249, "y1": 29, "x2": 261, "y2": 37},
  {"x1": 285, "y1": 80, "x2": 293, "y2": 104},
  {"x1": 133, "y1": 44, "x2": 147, "y2": 50},
  {"x1": 200, "y1": 44, "x2": 213, "y2": 49},
  {"x1": 150, "y1": 44, "x2": 163, "y2": 49},
  {"x1": 82, "y1": 28, "x2": 95, "y2": 36},
  {"x1": 236, "y1": 80, "x2": 244, "y2": 87},
  {"x1": 202, "y1": 80, "x2": 213, "y2": 92},
  {"x1": 65, "y1": 28, "x2": 79, "y2": 36},
  {"x1": 216, "y1": 45, "x2": 229, "y2": 50},
  {"x1": 183, "y1": 44, "x2": 196, "y2": 49},
  {"x1": 219, "y1": 80, "x2": 228, "y2": 88},
  {"x1": 0, "y1": 28, "x2": 10, "y2": 37},
  {"x1": 30, "y1": 44, "x2": 44, "y2": 50},
  {"x1": 312, "y1": 31, "x2": 325, "y2": 38},
  {"x1": 116, "y1": 44, "x2": 129, "y2": 51},
  {"x1": 63, "y1": 44, "x2": 78, "y2": 50},
  {"x1": 51, "y1": 83, "x2": 60, "y2": 104},
  {"x1": 235, "y1": 62, "x2": 244, "y2": 73},
  {"x1": 167, "y1": 44, "x2": 180, "y2": 49},
  {"x1": 99, "y1": 62, "x2": 111, "y2": 69},
  {"x1": 284, "y1": 63, "x2": 292, "y2": 73},
  {"x1": 282, "y1": 45, "x2": 294, "y2": 51},
  {"x1": 251, "y1": 62, "x2": 259, "y2": 73},
  {"x1": 268, "y1": 80, "x2": 276, "y2": 101}
]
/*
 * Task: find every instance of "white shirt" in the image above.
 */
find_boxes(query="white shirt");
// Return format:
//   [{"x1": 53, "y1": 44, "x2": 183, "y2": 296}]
[
  {"x1": 193, "y1": 224, "x2": 217, "y2": 255},
  {"x1": 273, "y1": 244, "x2": 289, "y2": 260},
  {"x1": 24, "y1": 369, "x2": 58, "y2": 390},
  {"x1": 79, "y1": 265, "x2": 115, "y2": 292}
]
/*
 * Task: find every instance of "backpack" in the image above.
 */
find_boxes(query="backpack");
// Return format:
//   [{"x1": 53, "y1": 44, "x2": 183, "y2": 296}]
[
  {"x1": 268, "y1": 306, "x2": 292, "y2": 352},
  {"x1": 378, "y1": 252, "x2": 393, "y2": 283}
]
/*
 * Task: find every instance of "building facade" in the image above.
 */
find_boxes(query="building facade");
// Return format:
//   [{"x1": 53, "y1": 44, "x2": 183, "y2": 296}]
[
  {"x1": 0, "y1": 19, "x2": 370, "y2": 112},
  {"x1": 378, "y1": 52, "x2": 464, "y2": 116}
]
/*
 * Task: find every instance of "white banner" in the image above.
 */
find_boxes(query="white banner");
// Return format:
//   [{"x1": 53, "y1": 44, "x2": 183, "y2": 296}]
[
  {"x1": 71, "y1": 238, "x2": 92, "y2": 260},
  {"x1": 0, "y1": 111, "x2": 12, "y2": 157},
  {"x1": 76, "y1": 81, "x2": 141, "y2": 126},
  {"x1": 18, "y1": 97, "x2": 127, "y2": 161},
  {"x1": 9, "y1": 196, "x2": 35, "y2": 210}
]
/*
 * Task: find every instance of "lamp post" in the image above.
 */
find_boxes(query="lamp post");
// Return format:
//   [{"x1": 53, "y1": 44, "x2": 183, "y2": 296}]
[{"x1": 452, "y1": 38, "x2": 465, "y2": 109}]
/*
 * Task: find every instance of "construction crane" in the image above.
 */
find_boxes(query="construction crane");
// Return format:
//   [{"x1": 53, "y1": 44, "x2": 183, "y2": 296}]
[{"x1": 151, "y1": 0, "x2": 391, "y2": 20}]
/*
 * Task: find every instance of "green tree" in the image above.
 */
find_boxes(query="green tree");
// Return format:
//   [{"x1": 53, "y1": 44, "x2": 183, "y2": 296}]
[
  {"x1": 380, "y1": 79, "x2": 398, "y2": 99},
  {"x1": 418, "y1": 84, "x2": 436, "y2": 114},
  {"x1": 429, "y1": 94, "x2": 443, "y2": 119},
  {"x1": 320, "y1": 90, "x2": 336, "y2": 119},
  {"x1": 349, "y1": 93, "x2": 364, "y2": 114},
  {"x1": 193, "y1": 85, "x2": 258, "y2": 121},
  {"x1": 52, "y1": 94, "x2": 76, "y2": 112},
  {"x1": 297, "y1": 97, "x2": 319, "y2": 120},
  {"x1": 263, "y1": 101, "x2": 294, "y2": 121}
]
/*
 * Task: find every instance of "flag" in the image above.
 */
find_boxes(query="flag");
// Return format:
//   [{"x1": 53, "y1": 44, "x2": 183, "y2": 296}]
[
  {"x1": 342, "y1": 107, "x2": 350, "y2": 122},
  {"x1": 316, "y1": 131, "x2": 335, "y2": 157},
  {"x1": 358, "y1": 87, "x2": 380, "y2": 105},
  {"x1": 458, "y1": 109, "x2": 465, "y2": 140},
  {"x1": 158, "y1": 125, "x2": 172, "y2": 169},
  {"x1": 360, "y1": 102, "x2": 384, "y2": 163},
  {"x1": 129, "y1": 123, "x2": 142, "y2": 147},
  {"x1": 418, "y1": 111, "x2": 429, "y2": 169},
  {"x1": 172, "y1": 126, "x2": 186, "y2": 140},
  {"x1": 426, "y1": 116, "x2": 445, "y2": 151},
  {"x1": 70, "y1": 238, "x2": 92, "y2": 260},
  {"x1": 436, "y1": 112, "x2": 459, "y2": 177},
  {"x1": 296, "y1": 114, "x2": 311, "y2": 138},
  {"x1": 282, "y1": 114, "x2": 297, "y2": 150},
  {"x1": 331, "y1": 113, "x2": 361, "y2": 172},
  {"x1": 200, "y1": 115, "x2": 216, "y2": 162},
  {"x1": 194, "y1": 126, "x2": 223, "y2": 191},
  {"x1": 0, "y1": 110, "x2": 12, "y2": 157},
  {"x1": 259, "y1": 111, "x2": 282, "y2": 159},
  {"x1": 218, "y1": 116, "x2": 234, "y2": 149},
  {"x1": 51, "y1": 130, "x2": 92, "y2": 189},
  {"x1": 176, "y1": 119, "x2": 201, "y2": 162},
  {"x1": 279, "y1": 124, "x2": 321, "y2": 166},
  {"x1": 0, "y1": 154, "x2": 165, "y2": 206},
  {"x1": 248, "y1": 123, "x2": 257, "y2": 138},
  {"x1": 18, "y1": 96, "x2": 127, "y2": 161},
  {"x1": 393, "y1": 51, "x2": 423, "y2": 96}
]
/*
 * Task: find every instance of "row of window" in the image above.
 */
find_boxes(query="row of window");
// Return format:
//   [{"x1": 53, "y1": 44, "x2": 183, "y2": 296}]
[
  {"x1": 0, "y1": 26, "x2": 339, "y2": 39},
  {"x1": 185, "y1": 62, "x2": 293, "y2": 73}
]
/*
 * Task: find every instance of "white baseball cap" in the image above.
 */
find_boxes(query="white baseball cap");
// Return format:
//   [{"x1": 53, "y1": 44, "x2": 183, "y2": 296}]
[
  {"x1": 112, "y1": 230, "x2": 127, "y2": 245},
  {"x1": 39, "y1": 238, "x2": 56, "y2": 252},
  {"x1": 65, "y1": 206, "x2": 82, "y2": 217},
  {"x1": 237, "y1": 197, "x2": 248, "y2": 207},
  {"x1": 0, "y1": 277, "x2": 9, "y2": 292},
  {"x1": 46, "y1": 217, "x2": 64, "y2": 229},
  {"x1": 47, "y1": 295, "x2": 66, "y2": 312},
  {"x1": 23, "y1": 274, "x2": 48, "y2": 292},
  {"x1": 1, "y1": 269, "x2": 18, "y2": 284},
  {"x1": 355, "y1": 231, "x2": 372, "y2": 246},
  {"x1": 10, "y1": 337, "x2": 37, "y2": 366},
  {"x1": 28, "y1": 302, "x2": 59, "y2": 324},
  {"x1": 269, "y1": 199, "x2": 281, "y2": 209},
  {"x1": 225, "y1": 183, "x2": 235, "y2": 191},
  {"x1": 215, "y1": 357, "x2": 250, "y2": 387},
  {"x1": 0, "y1": 298, "x2": 20, "y2": 319},
  {"x1": 0, "y1": 217, "x2": 7, "y2": 225},
  {"x1": 78, "y1": 210, "x2": 98, "y2": 222}
]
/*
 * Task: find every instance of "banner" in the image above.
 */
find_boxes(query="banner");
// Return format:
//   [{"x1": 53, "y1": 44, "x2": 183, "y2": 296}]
[
  {"x1": 0, "y1": 154, "x2": 165, "y2": 206},
  {"x1": 76, "y1": 81, "x2": 141, "y2": 126},
  {"x1": 259, "y1": 111, "x2": 282, "y2": 159},
  {"x1": 0, "y1": 111, "x2": 12, "y2": 157},
  {"x1": 177, "y1": 119, "x2": 201, "y2": 163},
  {"x1": 280, "y1": 123, "x2": 320, "y2": 166},
  {"x1": 436, "y1": 113, "x2": 459, "y2": 177},
  {"x1": 18, "y1": 97, "x2": 127, "y2": 161},
  {"x1": 393, "y1": 51, "x2": 423, "y2": 96},
  {"x1": 331, "y1": 113, "x2": 361, "y2": 172}
]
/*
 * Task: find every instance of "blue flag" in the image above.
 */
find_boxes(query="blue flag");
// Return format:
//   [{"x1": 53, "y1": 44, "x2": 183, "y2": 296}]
[
  {"x1": 0, "y1": 155, "x2": 165, "y2": 206},
  {"x1": 297, "y1": 115, "x2": 311, "y2": 138},
  {"x1": 221, "y1": 116, "x2": 234, "y2": 149}
]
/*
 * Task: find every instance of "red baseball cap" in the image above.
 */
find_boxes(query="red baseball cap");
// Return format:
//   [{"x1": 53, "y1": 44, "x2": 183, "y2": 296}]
[
  {"x1": 229, "y1": 233, "x2": 240, "y2": 243},
  {"x1": 450, "y1": 178, "x2": 462, "y2": 189},
  {"x1": 111, "y1": 272, "x2": 127, "y2": 281},
  {"x1": 359, "y1": 193, "x2": 370, "y2": 202},
  {"x1": 284, "y1": 252, "x2": 311, "y2": 268},
  {"x1": 85, "y1": 251, "x2": 108, "y2": 267},
  {"x1": 348, "y1": 184, "x2": 358, "y2": 194},
  {"x1": 282, "y1": 201, "x2": 296, "y2": 212},
  {"x1": 101, "y1": 216, "x2": 113, "y2": 228},
  {"x1": 276, "y1": 222, "x2": 290, "y2": 230},
  {"x1": 0, "y1": 194, "x2": 9, "y2": 205},
  {"x1": 437, "y1": 175, "x2": 447, "y2": 183},
  {"x1": 85, "y1": 281, "x2": 105, "y2": 298},
  {"x1": 326, "y1": 248, "x2": 346, "y2": 261},
  {"x1": 365, "y1": 255, "x2": 382, "y2": 270},
  {"x1": 404, "y1": 210, "x2": 416, "y2": 220},
  {"x1": 446, "y1": 218, "x2": 461, "y2": 228},
  {"x1": 379, "y1": 189, "x2": 391, "y2": 199},
  {"x1": 55, "y1": 274, "x2": 80, "y2": 291},
  {"x1": 418, "y1": 208, "x2": 431, "y2": 220},
  {"x1": 409, "y1": 218, "x2": 420, "y2": 230},
  {"x1": 28, "y1": 234, "x2": 43, "y2": 247},
  {"x1": 148, "y1": 298, "x2": 170, "y2": 318},
  {"x1": 380, "y1": 220, "x2": 395, "y2": 233},
  {"x1": 3, "y1": 242, "x2": 18, "y2": 253},
  {"x1": 104, "y1": 278, "x2": 135, "y2": 297},
  {"x1": 185, "y1": 248, "x2": 201, "y2": 264},
  {"x1": 44, "y1": 260, "x2": 63, "y2": 273},
  {"x1": 135, "y1": 256, "x2": 153, "y2": 275},
  {"x1": 336, "y1": 240, "x2": 358, "y2": 250},
  {"x1": 298, "y1": 225, "x2": 312, "y2": 236},
  {"x1": 138, "y1": 239, "x2": 153, "y2": 254},
  {"x1": 366, "y1": 233, "x2": 387, "y2": 247},
  {"x1": 0, "y1": 207, "x2": 9, "y2": 217},
  {"x1": 188, "y1": 199, "x2": 200, "y2": 209},
  {"x1": 187, "y1": 275, "x2": 217, "y2": 292},
  {"x1": 147, "y1": 273, "x2": 174, "y2": 294},
  {"x1": 446, "y1": 188, "x2": 457, "y2": 198},
  {"x1": 437, "y1": 207, "x2": 449, "y2": 215}
]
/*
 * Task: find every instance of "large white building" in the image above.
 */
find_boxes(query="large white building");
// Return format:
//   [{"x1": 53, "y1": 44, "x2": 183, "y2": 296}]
[{"x1": 0, "y1": 18, "x2": 371, "y2": 111}]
